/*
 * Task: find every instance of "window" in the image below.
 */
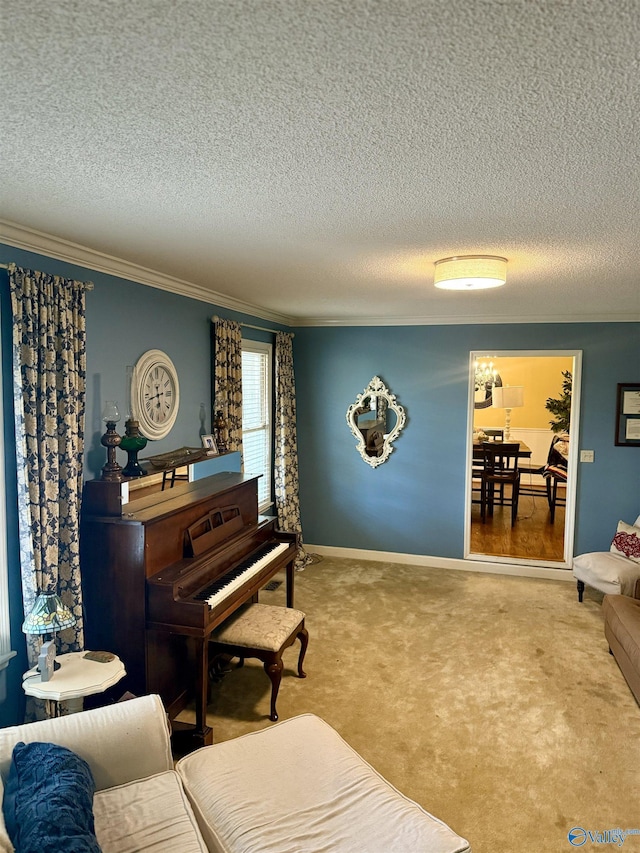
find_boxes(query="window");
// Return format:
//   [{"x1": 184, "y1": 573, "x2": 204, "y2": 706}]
[{"x1": 241, "y1": 341, "x2": 272, "y2": 512}]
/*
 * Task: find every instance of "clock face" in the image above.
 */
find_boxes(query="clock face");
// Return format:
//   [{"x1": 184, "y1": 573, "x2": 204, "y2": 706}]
[{"x1": 132, "y1": 350, "x2": 180, "y2": 440}]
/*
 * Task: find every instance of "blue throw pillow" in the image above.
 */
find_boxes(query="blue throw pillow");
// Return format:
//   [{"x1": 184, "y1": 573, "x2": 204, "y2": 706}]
[{"x1": 2, "y1": 741, "x2": 102, "y2": 853}]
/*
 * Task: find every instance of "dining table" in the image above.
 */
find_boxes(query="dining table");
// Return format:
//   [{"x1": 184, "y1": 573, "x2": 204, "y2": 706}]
[{"x1": 472, "y1": 439, "x2": 532, "y2": 461}]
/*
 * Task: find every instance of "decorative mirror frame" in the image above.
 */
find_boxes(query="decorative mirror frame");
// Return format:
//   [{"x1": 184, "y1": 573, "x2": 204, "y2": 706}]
[{"x1": 346, "y1": 376, "x2": 407, "y2": 468}]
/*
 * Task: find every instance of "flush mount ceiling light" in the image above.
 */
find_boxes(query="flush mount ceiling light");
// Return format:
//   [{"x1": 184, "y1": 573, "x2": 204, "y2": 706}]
[{"x1": 434, "y1": 255, "x2": 507, "y2": 290}]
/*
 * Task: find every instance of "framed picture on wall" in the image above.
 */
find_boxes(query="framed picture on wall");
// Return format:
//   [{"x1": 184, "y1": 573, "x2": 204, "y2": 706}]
[
  {"x1": 615, "y1": 383, "x2": 640, "y2": 446},
  {"x1": 201, "y1": 434, "x2": 218, "y2": 453}
]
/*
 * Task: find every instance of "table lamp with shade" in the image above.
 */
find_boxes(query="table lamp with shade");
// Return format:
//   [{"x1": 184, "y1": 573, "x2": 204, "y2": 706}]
[
  {"x1": 22, "y1": 593, "x2": 76, "y2": 681},
  {"x1": 491, "y1": 386, "x2": 525, "y2": 441}
]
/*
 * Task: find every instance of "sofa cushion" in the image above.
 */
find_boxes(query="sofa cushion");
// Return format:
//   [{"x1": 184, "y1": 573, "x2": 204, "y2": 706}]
[
  {"x1": 176, "y1": 713, "x2": 470, "y2": 853},
  {"x1": 610, "y1": 520, "x2": 640, "y2": 563},
  {"x1": 93, "y1": 770, "x2": 207, "y2": 853},
  {"x1": 2, "y1": 741, "x2": 100, "y2": 853},
  {"x1": 572, "y1": 550, "x2": 640, "y2": 596}
]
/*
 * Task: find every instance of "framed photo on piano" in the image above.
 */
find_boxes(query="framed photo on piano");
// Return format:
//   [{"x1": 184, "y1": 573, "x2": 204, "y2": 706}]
[{"x1": 201, "y1": 434, "x2": 218, "y2": 453}]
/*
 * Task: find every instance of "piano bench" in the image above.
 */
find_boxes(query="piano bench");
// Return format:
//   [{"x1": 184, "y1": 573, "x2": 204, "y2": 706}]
[{"x1": 209, "y1": 603, "x2": 308, "y2": 722}]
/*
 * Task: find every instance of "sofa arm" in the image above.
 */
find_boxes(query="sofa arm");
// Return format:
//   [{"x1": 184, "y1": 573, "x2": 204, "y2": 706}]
[
  {"x1": 0, "y1": 777, "x2": 12, "y2": 853},
  {"x1": 0, "y1": 694, "x2": 172, "y2": 792}
]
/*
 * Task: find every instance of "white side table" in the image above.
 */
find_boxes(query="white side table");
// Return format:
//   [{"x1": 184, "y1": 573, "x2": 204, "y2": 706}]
[{"x1": 22, "y1": 651, "x2": 126, "y2": 716}]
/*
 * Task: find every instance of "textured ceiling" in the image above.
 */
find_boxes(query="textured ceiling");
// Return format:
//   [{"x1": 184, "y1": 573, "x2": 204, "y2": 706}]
[{"x1": 1, "y1": 0, "x2": 639, "y2": 325}]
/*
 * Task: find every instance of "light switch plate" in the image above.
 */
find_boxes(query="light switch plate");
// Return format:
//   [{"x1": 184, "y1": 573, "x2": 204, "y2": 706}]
[{"x1": 580, "y1": 450, "x2": 595, "y2": 463}]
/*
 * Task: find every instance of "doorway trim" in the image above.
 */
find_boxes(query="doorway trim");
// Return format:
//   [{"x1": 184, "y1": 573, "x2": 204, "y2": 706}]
[{"x1": 464, "y1": 349, "x2": 582, "y2": 569}]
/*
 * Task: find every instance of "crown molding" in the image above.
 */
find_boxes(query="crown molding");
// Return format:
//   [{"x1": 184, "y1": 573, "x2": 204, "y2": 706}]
[
  {"x1": 293, "y1": 312, "x2": 640, "y2": 326},
  {"x1": 2, "y1": 220, "x2": 637, "y2": 327},
  {"x1": 0, "y1": 220, "x2": 295, "y2": 327}
]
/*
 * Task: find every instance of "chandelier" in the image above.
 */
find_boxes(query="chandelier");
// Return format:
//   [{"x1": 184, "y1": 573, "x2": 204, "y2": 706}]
[{"x1": 474, "y1": 360, "x2": 498, "y2": 391}]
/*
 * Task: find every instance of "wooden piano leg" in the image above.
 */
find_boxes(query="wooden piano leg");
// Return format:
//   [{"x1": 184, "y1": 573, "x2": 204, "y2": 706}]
[
  {"x1": 286, "y1": 559, "x2": 295, "y2": 608},
  {"x1": 194, "y1": 638, "x2": 213, "y2": 745},
  {"x1": 171, "y1": 638, "x2": 213, "y2": 753}
]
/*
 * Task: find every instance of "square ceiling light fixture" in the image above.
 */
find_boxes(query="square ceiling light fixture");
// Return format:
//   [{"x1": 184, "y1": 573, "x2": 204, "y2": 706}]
[{"x1": 434, "y1": 255, "x2": 507, "y2": 290}]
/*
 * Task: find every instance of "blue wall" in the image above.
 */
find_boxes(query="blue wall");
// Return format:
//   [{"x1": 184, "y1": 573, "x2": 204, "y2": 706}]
[
  {"x1": 293, "y1": 324, "x2": 640, "y2": 558},
  {"x1": 1, "y1": 242, "x2": 639, "y2": 724}
]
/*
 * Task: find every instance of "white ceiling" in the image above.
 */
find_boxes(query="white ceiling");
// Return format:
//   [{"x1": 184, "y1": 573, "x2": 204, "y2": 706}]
[{"x1": 1, "y1": 0, "x2": 639, "y2": 326}]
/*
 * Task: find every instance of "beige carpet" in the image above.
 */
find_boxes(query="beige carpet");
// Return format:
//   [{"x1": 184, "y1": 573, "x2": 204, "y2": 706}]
[{"x1": 176, "y1": 557, "x2": 640, "y2": 853}]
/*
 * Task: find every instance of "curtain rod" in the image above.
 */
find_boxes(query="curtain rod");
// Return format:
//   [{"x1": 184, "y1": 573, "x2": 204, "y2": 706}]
[
  {"x1": 211, "y1": 315, "x2": 293, "y2": 337},
  {"x1": 0, "y1": 262, "x2": 94, "y2": 289}
]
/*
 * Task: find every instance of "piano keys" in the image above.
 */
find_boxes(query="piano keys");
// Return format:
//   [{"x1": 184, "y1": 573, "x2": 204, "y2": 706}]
[
  {"x1": 197, "y1": 542, "x2": 290, "y2": 607},
  {"x1": 80, "y1": 471, "x2": 298, "y2": 747}
]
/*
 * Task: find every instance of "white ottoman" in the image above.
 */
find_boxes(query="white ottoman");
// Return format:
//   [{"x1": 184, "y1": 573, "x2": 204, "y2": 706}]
[{"x1": 177, "y1": 713, "x2": 470, "y2": 853}]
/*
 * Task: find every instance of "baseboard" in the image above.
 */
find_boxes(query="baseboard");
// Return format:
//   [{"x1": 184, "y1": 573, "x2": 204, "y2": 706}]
[{"x1": 306, "y1": 544, "x2": 575, "y2": 582}]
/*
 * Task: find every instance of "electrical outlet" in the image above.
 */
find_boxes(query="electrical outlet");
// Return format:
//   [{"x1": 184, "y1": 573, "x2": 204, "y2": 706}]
[{"x1": 580, "y1": 450, "x2": 595, "y2": 463}]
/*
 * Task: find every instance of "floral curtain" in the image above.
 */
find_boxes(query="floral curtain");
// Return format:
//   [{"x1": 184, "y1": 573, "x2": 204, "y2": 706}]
[
  {"x1": 274, "y1": 332, "x2": 312, "y2": 571},
  {"x1": 9, "y1": 265, "x2": 88, "y2": 664},
  {"x1": 212, "y1": 318, "x2": 243, "y2": 454}
]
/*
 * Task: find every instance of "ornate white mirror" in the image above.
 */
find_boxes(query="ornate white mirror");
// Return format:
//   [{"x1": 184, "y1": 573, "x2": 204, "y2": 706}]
[{"x1": 346, "y1": 376, "x2": 406, "y2": 468}]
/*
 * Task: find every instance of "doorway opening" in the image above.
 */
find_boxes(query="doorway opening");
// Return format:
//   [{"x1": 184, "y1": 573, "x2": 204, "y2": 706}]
[{"x1": 464, "y1": 350, "x2": 582, "y2": 569}]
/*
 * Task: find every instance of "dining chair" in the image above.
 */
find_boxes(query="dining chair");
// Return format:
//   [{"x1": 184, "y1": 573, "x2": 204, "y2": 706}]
[
  {"x1": 479, "y1": 428, "x2": 504, "y2": 439},
  {"x1": 480, "y1": 442, "x2": 521, "y2": 526},
  {"x1": 542, "y1": 434, "x2": 569, "y2": 522},
  {"x1": 470, "y1": 440, "x2": 485, "y2": 506},
  {"x1": 544, "y1": 466, "x2": 567, "y2": 522}
]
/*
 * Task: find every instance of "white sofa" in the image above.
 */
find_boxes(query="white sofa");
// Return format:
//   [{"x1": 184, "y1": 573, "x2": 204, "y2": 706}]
[{"x1": 0, "y1": 695, "x2": 471, "y2": 853}]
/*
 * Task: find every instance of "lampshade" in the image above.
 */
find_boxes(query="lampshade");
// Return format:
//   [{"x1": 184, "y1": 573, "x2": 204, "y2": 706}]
[
  {"x1": 492, "y1": 386, "x2": 524, "y2": 409},
  {"x1": 434, "y1": 256, "x2": 507, "y2": 290},
  {"x1": 102, "y1": 400, "x2": 121, "y2": 424},
  {"x1": 22, "y1": 593, "x2": 76, "y2": 636}
]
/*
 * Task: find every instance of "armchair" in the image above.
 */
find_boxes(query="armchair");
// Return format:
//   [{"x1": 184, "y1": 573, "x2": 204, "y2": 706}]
[{"x1": 572, "y1": 515, "x2": 640, "y2": 601}]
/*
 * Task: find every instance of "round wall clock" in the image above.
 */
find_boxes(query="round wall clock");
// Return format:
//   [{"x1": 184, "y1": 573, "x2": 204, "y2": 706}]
[{"x1": 131, "y1": 349, "x2": 180, "y2": 440}]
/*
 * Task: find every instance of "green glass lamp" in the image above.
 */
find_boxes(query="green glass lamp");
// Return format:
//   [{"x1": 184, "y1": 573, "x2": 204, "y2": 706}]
[
  {"x1": 22, "y1": 593, "x2": 76, "y2": 681},
  {"x1": 120, "y1": 418, "x2": 148, "y2": 477}
]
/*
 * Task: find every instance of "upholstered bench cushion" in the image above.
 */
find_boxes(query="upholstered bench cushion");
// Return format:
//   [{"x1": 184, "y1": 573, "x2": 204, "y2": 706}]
[
  {"x1": 93, "y1": 771, "x2": 207, "y2": 853},
  {"x1": 177, "y1": 713, "x2": 470, "y2": 853},
  {"x1": 572, "y1": 551, "x2": 640, "y2": 597},
  {"x1": 210, "y1": 603, "x2": 305, "y2": 652}
]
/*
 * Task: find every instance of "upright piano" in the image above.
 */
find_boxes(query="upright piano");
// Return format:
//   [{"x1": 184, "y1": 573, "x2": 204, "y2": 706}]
[{"x1": 80, "y1": 471, "x2": 298, "y2": 746}]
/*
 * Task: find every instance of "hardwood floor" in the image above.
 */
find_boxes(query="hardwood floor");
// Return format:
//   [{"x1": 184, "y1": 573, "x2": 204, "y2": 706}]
[{"x1": 470, "y1": 487, "x2": 565, "y2": 561}]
